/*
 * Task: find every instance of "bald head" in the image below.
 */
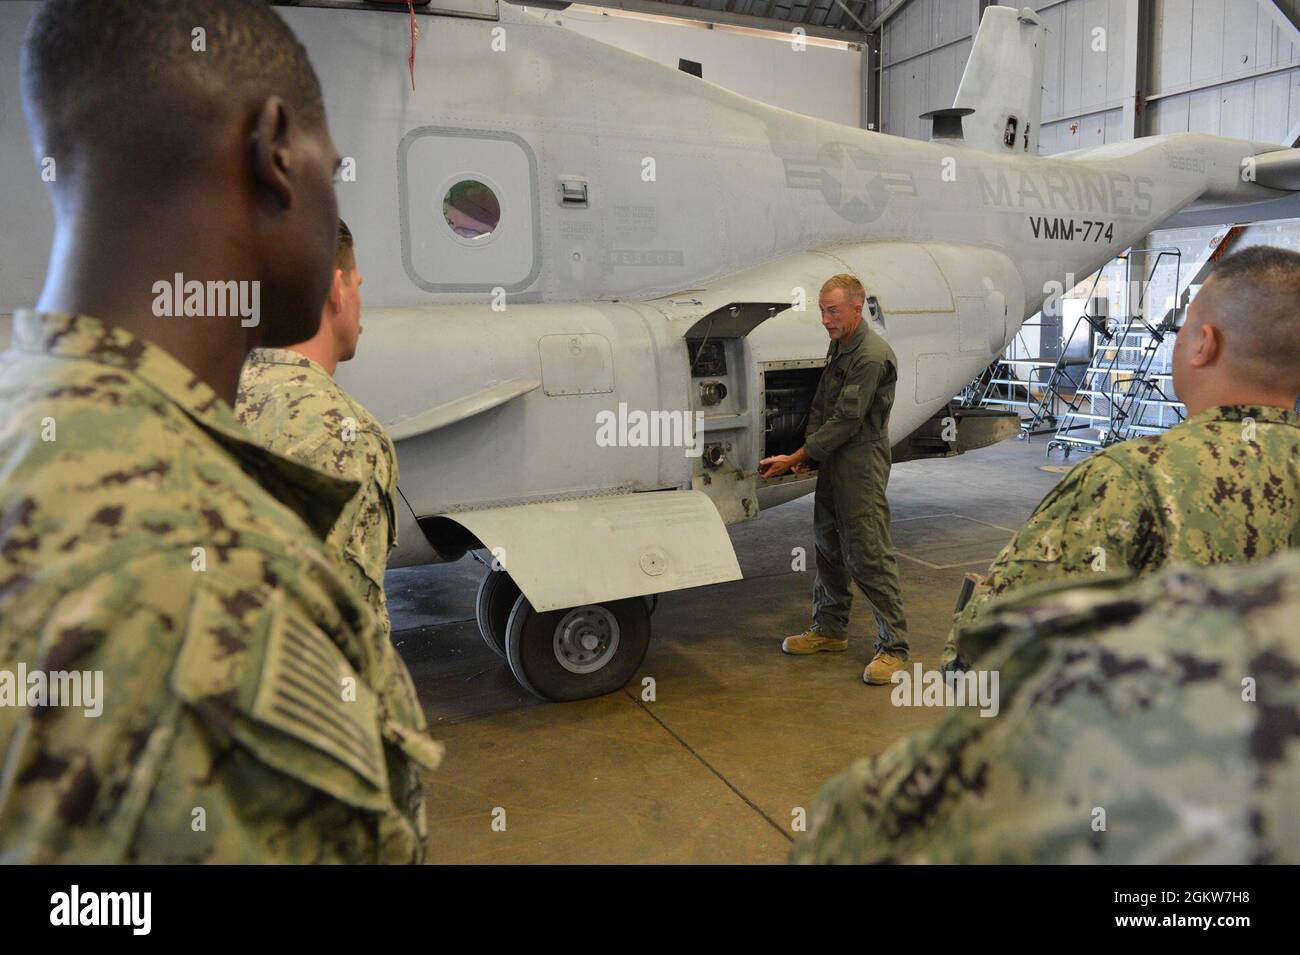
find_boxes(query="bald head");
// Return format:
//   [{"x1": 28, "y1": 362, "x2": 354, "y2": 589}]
[{"x1": 1172, "y1": 245, "x2": 1300, "y2": 414}]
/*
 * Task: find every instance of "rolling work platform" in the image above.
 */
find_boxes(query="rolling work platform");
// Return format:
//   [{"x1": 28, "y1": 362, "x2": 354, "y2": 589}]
[
  {"x1": 1047, "y1": 249, "x2": 1186, "y2": 458},
  {"x1": 1004, "y1": 355, "x2": 1090, "y2": 437},
  {"x1": 960, "y1": 320, "x2": 1086, "y2": 438}
]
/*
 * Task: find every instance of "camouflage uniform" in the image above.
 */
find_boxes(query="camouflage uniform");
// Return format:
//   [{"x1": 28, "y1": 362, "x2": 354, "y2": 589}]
[
  {"x1": 806, "y1": 320, "x2": 909, "y2": 656},
  {"x1": 236, "y1": 348, "x2": 399, "y2": 637},
  {"x1": 0, "y1": 313, "x2": 440, "y2": 863},
  {"x1": 943, "y1": 405, "x2": 1300, "y2": 669},
  {"x1": 792, "y1": 549, "x2": 1300, "y2": 864}
]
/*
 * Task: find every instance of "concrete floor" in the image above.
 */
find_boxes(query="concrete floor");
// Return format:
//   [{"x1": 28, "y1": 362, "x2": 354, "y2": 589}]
[{"x1": 387, "y1": 436, "x2": 1066, "y2": 864}]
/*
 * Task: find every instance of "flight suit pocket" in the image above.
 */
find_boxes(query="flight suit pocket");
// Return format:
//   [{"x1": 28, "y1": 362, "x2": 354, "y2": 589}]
[{"x1": 840, "y1": 384, "x2": 862, "y2": 419}]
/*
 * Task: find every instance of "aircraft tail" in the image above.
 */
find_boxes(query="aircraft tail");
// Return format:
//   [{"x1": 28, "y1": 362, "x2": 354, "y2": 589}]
[{"x1": 953, "y1": 5, "x2": 1046, "y2": 155}]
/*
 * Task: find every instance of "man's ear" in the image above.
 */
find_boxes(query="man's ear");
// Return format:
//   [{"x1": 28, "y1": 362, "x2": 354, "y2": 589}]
[
  {"x1": 1194, "y1": 321, "x2": 1224, "y2": 368},
  {"x1": 327, "y1": 268, "x2": 345, "y2": 313},
  {"x1": 251, "y1": 97, "x2": 293, "y2": 211}
]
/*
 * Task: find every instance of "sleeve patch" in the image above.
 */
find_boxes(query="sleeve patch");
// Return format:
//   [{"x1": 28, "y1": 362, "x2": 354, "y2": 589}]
[{"x1": 253, "y1": 612, "x2": 386, "y2": 790}]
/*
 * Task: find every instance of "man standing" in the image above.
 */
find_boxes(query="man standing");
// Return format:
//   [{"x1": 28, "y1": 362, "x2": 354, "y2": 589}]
[
  {"x1": 237, "y1": 220, "x2": 400, "y2": 638},
  {"x1": 943, "y1": 246, "x2": 1300, "y2": 671},
  {"x1": 0, "y1": 0, "x2": 439, "y2": 863},
  {"x1": 760, "y1": 274, "x2": 910, "y2": 685}
]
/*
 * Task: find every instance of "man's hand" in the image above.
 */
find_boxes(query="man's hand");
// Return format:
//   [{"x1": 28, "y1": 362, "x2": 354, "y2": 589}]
[
  {"x1": 759, "y1": 455, "x2": 794, "y2": 479},
  {"x1": 759, "y1": 447, "x2": 811, "y2": 479}
]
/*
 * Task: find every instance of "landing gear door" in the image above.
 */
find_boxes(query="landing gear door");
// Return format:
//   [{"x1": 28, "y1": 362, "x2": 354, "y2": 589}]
[{"x1": 683, "y1": 302, "x2": 788, "y2": 525}]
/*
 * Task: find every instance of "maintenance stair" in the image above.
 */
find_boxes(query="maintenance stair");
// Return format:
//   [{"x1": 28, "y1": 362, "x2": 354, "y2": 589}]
[
  {"x1": 959, "y1": 320, "x2": 1086, "y2": 437},
  {"x1": 1047, "y1": 249, "x2": 1186, "y2": 457}
]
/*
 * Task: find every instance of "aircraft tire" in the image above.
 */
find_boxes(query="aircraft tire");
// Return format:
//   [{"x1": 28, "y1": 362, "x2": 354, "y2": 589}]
[
  {"x1": 504, "y1": 594, "x2": 651, "y2": 701},
  {"x1": 475, "y1": 565, "x2": 519, "y2": 657}
]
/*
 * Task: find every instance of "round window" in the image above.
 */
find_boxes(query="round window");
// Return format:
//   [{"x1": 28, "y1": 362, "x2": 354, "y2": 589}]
[{"x1": 443, "y1": 179, "x2": 501, "y2": 240}]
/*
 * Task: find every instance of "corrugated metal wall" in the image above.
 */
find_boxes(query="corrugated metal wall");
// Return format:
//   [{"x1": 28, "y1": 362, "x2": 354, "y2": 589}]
[
  {"x1": 881, "y1": 0, "x2": 977, "y2": 140},
  {"x1": 880, "y1": 0, "x2": 1300, "y2": 151},
  {"x1": 1146, "y1": 0, "x2": 1300, "y2": 144},
  {"x1": 1037, "y1": 0, "x2": 1130, "y2": 152}
]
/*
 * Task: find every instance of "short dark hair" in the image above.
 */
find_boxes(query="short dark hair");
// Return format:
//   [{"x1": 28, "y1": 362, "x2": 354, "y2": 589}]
[
  {"x1": 1200, "y1": 245, "x2": 1300, "y2": 390},
  {"x1": 22, "y1": 0, "x2": 325, "y2": 183},
  {"x1": 335, "y1": 218, "x2": 355, "y2": 274},
  {"x1": 1207, "y1": 245, "x2": 1300, "y2": 287}
]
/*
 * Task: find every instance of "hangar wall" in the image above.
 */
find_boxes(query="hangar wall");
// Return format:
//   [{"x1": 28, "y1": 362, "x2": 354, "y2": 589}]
[
  {"x1": 880, "y1": 0, "x2": 1300, "y2": 152},
  {"x1": 551, "y1": 5, "x2": 864, "y2": 125}
]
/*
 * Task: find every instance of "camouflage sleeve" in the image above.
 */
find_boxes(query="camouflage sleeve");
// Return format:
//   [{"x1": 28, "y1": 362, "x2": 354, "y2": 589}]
[
  {"x1": 163, "y1": 563, "x2": 438, "y2": 863},
  {"x1": 941, "y1": 453, "x2": 1156, "y2": 669},
  {"x1": 0, "y1": 550, "x2": 436, "y2": 863},
  {"x1": 790, "y1": 729, "x2": 947, "y2": 864},
  {"x1": 795, "y1": 613, "x2": 1073, "y2": 864},
  {"x1": 804, "y1": 358, "x2": 883, "y2": 461},
  {"x1": 332, "y1": 430, "x2": 398, "y2": 621},
  {"x1": 795, "y1": 554, "x2": 1300, "y2": 864}
]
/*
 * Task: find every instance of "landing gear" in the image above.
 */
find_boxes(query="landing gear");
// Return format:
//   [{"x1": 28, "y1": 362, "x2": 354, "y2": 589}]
[
  {"x1": 504, "y1": 594, "x2": 651, "y2": 702},
  {"x1": 474, "y1": 565, "x2": 519, "y2": 657}
]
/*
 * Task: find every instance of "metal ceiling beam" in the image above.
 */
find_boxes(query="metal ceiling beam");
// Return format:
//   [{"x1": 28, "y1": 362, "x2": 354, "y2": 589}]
[
  {"x1": 1257, "y1": 0, "x2": 1300, "y2": 48},
  {"x1": 832, "y1": 0, "x2": 870, "y2": 33},
  {"x1": 816, "y1": 0, "x2": 838, "y2": 27},
  {"x1": 868, "y1": 0, "x2": 911, "y2": 31}
]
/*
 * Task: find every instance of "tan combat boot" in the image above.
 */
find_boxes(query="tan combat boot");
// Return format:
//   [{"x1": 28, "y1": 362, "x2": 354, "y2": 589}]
[
  {"x1": 781, "y1": 629, "x2": 849, "y2": 654},
  {"x1": 863, "y1": 652, "x2": 906, "y2": 685}
]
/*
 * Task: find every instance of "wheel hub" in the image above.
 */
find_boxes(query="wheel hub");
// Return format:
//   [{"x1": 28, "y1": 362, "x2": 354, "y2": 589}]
[{"x1": 553, "y1": 605, "x2": 620, "y2": 674}]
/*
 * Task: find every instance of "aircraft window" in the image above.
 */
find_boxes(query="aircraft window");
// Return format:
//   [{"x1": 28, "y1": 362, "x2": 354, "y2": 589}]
[{"x1": 443, "y1": 179, "x2": 501, "y2": 240}]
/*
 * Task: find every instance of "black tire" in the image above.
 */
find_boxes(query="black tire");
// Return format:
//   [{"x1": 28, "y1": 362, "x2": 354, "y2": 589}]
[
  {"x1": 474, "y1": 566, "x2": 520, "y2": 657},
  {"x1": 504, "y1": 595, "x2": 652, "y2": 701}
]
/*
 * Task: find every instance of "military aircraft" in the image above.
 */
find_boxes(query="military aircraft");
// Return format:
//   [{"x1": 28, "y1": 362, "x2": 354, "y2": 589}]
[{"x1": 3, "y1": 1, "x2": 1298, "y2": 701}]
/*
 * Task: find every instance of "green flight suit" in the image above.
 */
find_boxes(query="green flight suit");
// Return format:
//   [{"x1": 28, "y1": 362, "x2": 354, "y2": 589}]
[{"x1": 805, "y1": 319, "x2": 909, "y2": 657}]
